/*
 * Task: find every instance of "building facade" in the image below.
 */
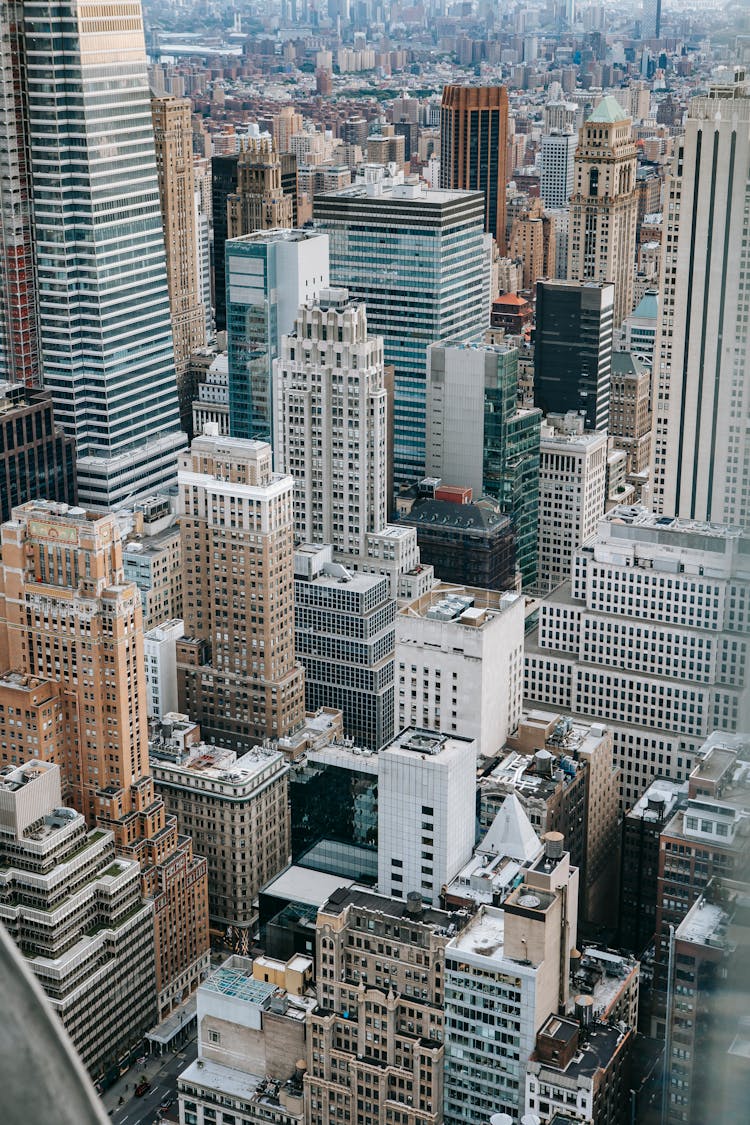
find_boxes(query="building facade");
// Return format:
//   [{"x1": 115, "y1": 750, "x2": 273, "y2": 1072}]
[
  {"x1": 151, "y1": 94, "x2": 207, "y2": 435},
  {"x1": 18, "y1": 0, "x2": 185, "y2": 507},
  {"x1": 226, "y1": 229, "x2": 329, "y2": 441},
  {"x1": 274, "y1": 291, "x2": 387, "y2": 556},
  {"x1": 652, "y1": 79, "x2": 750, "y2": 527},
  {"x1": 177, "y1": 435, "x2": 305, "y2": 748},
  {"x1": 538, "y1": 414, "x2": 608, "y2": 592},
  {"x1": 314, "y1": 172, "x2": 490, "y2": 486},
  {"x1": 396, "y1": 585, "x2": 524, "y2": 759},
  {"x1": 440, "y1": 84, "x2": 510, "y2": 251},
  {"x1": 377, "y1": 727, "x2": 476, "y2": 907},
  {"x1": 524, "y1": 507, "x2": 750, "y2": 806},
  {"x1": 227, "y1": 139, "x2": 294, "y2": 240},
  {"x1": 534, "y1": 280, "x2": 614, "y2": 433},
  {"x1": 567, "y1": 97, "x2": 638, "y2": 326},
  {"x1": 0, "y1": 760, "x2": 157, "y2": 1080},
  {"x1": 0, "y1": 383, "x2": 76, "y2": 523},
  {"x1": 294, "y1": 545, "x2": 395, "y2": 753},
  {"x1": 540, "y1": 130, "x2": 578, "y2": 209},
  {"x1": 426, "y1": 337, "x2": 541, "y2": 586}
]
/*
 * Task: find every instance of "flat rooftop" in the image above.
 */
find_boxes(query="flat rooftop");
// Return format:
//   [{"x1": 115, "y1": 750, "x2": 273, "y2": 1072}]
[
  {"x1": 150, "y1": 744, "x2": 285, "y2": 785},
  {"x1": 382, "y1": 726, "x2": 476, "y2": 760},
  {"x1": 399, "y1": 584, "x2": 519, "y2": 624},
  {"x1": 628, "y1": 778, "x2": 685, "y2": 822},
  {"x1": 449, "y1": 906, "x2": 506, "y2": 962},
  {"x1": 676, "y1": 900, "x2": 727, "y2": 948},
  {"x1": 261, "y1": 864, "x2": 355, "y2": 907},
  {"x1": 321, "y1": 885, "x2": 454, "y2": 929},
  {"x1": 202, "y1": 965, "x2": 277, "y2": 1006},
  {"x1": 317, "y1": 181, "x2": 482, "y2": 207}
]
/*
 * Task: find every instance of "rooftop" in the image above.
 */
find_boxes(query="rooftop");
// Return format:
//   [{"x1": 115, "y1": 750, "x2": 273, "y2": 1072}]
[
  {"x1": 676, "y1": 899, "x2": 728, "y2": 948},
  {"x1": 399, "y1": 497, "x2": 515, "y2": 533},
  {"x1": 399, "y1": 583, "x2": 520, "y2": 625},
  {"x1": 382, "y1": 726, "x2": 476, "y2": 761},
  {"x1": 202, "y1": 965, "x2": 277, "y2": 1006},
  {"x1": 150, "y1": 742, "x2": 286, "y2": 786},
  {"x1": 320, "y1": 885, "x2": 454, "y2": 929},
  {"x1": 627, "y1": 778, "x2": 686, "y2": 822},
  {"x1": 227, "y1": 227, "x2": 326, "y2": 247},
  {"x1": 261, "y1": 864, "x2": 355, "y2": 907},
  {"x1": 629, "y1": 288, "x2": 659, "y2": 321},
  {"x1": 449, "y1": 905, "x2": 509, "y2": 963},
  {"x1": 587, "y1": 94, "x2": 629, "y2": 123}
]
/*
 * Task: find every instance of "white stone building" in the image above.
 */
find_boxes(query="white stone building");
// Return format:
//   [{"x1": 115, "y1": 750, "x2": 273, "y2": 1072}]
[
  {"x1": 144, "y1": 618, "x2": 185, "y2": 718},
  {"x1": 525, "y1": 505, "x2": 750, "y2": 805},
  {"x1": 377, "y1": 727, "x2": 476, "y2": 907},
  {"x1": 539, "y1": 129, "x2": 577, "y2": 209},
  {"x1": 537, "y1": 413, "x2": 608, "y2": 592},
  {"x1": 396, "y1": 584, "x2": 524, "y2": 758}
]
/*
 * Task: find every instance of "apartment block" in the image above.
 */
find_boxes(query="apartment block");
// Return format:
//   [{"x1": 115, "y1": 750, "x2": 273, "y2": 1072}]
[
  {"x1": 538, "y1": 414, "x2": 607, "y2": 592},
  {"x1": 294, "y1": 545, "x2": 395, "y2": 752},
  {"x1": 307, "y1": 887, "x2": 462, "y2": 1125},
  {"x1": 396, "y1": 584, "x2": 524, "y2": 758},
  {"x1": 525, "y1": 506, "x2": 750, "y2": 805},
  {"x1": 0, "y1": 383, "x2": 76, "y2": 524},
  {"x1": 443, "y1": 833, "x2": 580, "y2": 1121},
  {"x1": 274, "y1": 290, "x2": 387, "y2": 557},
  {"x1": 0, "y1": 760, "x2": 157, "y2": 1080},
  {"x1": 378, "y1": 727, "x2": 476, "y2": 907},
  {"x1": 178, "y1": 954, "x2": 313, "y2": 1125},
  {"x1": 177, "y1": 435, "x2": 305, "y2": 748},
  {"x1": 151, "y1": 740, "x2": 290, "y2": 944}
]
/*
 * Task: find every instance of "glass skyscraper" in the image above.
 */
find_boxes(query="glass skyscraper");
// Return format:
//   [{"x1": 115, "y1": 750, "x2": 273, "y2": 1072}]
[
  {"x1": 16, "y1": 0, "x2": 185, "y2": 507},
  {"x1": 314, "y1": 175, "x2": 491, "y2": 487},
  {"x1": 225, "y1": 229, "x2": 329, "y2": 442}
]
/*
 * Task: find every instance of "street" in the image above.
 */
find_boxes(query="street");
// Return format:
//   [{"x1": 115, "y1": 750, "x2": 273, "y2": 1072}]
[{"x1": 101, "y1": 1038, "x2": 197, "y2": 1125}]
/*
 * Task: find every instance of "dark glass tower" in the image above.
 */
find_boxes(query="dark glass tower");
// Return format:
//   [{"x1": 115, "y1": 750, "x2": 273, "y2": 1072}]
[{"x1": 534, "y1": 279, "x2": 614, "y2": 432}]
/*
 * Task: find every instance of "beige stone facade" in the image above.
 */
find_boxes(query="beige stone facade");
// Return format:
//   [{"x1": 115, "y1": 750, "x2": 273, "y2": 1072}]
[
  {"x1": 227, "y1": 138, "x2": 294, "y2": 239},
  {"x1": 0, "y1": 500, "x2": 210, "y2": 1017},
  {"x1": 177, "y1": 436, "x2": 305, "y2": 749},
  {"x1": 151, "y1": 95, "x2": 207, "y2": 433}
]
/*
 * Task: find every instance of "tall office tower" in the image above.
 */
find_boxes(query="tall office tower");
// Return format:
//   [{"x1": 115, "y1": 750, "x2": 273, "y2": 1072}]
[
  {"x1": 0, "y1": 383, "x2": 76, "y2": 522},
  {"x1": 19, "y1": 0, "x2": 185, "y2": 508},
  {"x1": 294, "y1": 544, "x2": 395, "y2": 752},
  {"x1": 151, "y1": 95, "x2": 207, "y2": 435},
  {"x1": 395, "y1": 585, "x2": 524, "y2": 758},
  {"x1": 315, "y1": 173, "x2": 490, "y2": 486},
  {"x1": 544, "y1": 100, "x2": 578, "y2": 134},
  {"x1": 226, "y1": 230, "x2": 329, "y2": 442},
  {"x1": 642, "y1": 0, "x2": 661, "y2": 38},
  {"x1": 539, "y1": 130, "x2": 578, "y2": 209},
  {"x1": 567, "y1": 98, "x2": 638, "y2": 326},
  {"x1": 377, "y1": 727, "x2": 476, "y2": 907},
  {"x1": 176, "y1": 434, "x2": 305, "y2": 749},
  {"x1": 525, "y1": 507, "x2": 750, "y2": 807},
  {"x1": 280, "y1": 151, "x2": 299, "y2": 226},
  {"x1": 0, "y1": 3, "x2": 41, "y2": 387},
  {"x1": 537, "y1": 413, "x2": 607, "y2": 592},
  {"x1": 0, "y1": 500, "x2": 210, "y2": 1016},
  {"x1": 440, "y1": 84, "x2": 510, "y2": 251},
  {"x1": 151, "y1": 740, "x2": 290, "y2": 945},
  {"x1": 653, "y1": 82, "x2": 750, "y2": 528},
  {"x1": 211, "y1": 153, "x2": 239, "y2": 332},
  {"x1": 534, "y1": 280, "x2": 614, "y2": 432},
  {"x1": 619, "y1": 778, "x2": 685, "y2": 954},
  {"x1": 227, "y1": 138, "x2": 294, "y2": 241},
  {"x1": 426, "y1": 337, "x2": 541, "y2": 586},
  {"x1": 443, "y1": 834, "x2": 580, "y2": 1122},
  {"x1": 307, "y1": 888, "x2": 464, "y2": 1125},
  {"x1": 274, "y1": 290, "x2": 387, "y2": 554},
  {"x1": 0, "y1": 760, "x2": 157, "y2": 1081}
]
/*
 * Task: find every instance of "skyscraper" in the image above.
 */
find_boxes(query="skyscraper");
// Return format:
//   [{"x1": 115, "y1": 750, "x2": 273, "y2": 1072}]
[
  {"x1": 151, "y1": 94, "x2": 207, "y2": 435},
  {"x1": 176, "y1": 434, "x2": 305, "y2": 749},
  {"x1": 0, "y1": 382, "x2": 77, "y2": 522},
  {"x1": 226, "y1": 229, "x2": 329, "y2": 441},
  {"x1": 0, "y1": 2, "x2": 41, "y2": 387},
  {"x1": 315, "y1": 172, "x2": 490, "y2": 486},
  {"x1": 539, "y1": 129, "x2": 578, "y2": 209},
  {"x1": 18, "y1": 0, "x2": 186, "y2": 508},
  {"x1": 426, "y1": 337, "x2": 541, "y2": 586},
  {"x1": 440, "y1": 84, "x2": 510, "y2": 252},
  {"x1": 273, "y1": 289, "x2": 387, "y2": 555},
  {"x1": 653, "y1": 79, "x2": 750, "y2": 528},
  {"x1": 642, "y1": 0, "x2": 661, "y2": 38},
  {"x1": 567, "y1": 97, "x2": 638, "y2": 326},
  {"x1": 534, "y1": 279, "x2": 614, "y2": 431},
  {"x1": 211, "y1": 153, "x2": 239, "y2": 333}
]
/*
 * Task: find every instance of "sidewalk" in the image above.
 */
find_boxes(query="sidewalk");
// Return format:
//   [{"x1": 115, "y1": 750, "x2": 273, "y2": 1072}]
[{"x1": 100, "y1": 1051, "x2": 164, "y2": 1115}]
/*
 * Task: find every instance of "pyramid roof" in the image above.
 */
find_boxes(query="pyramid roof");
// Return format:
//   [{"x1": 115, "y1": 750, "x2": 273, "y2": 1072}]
[
  {"x1": 587, "y1": 95, "x2": 629, "y2": 124},
  {"x1": 478, "y1": 793, "x2": 542, "y2": 863}
]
